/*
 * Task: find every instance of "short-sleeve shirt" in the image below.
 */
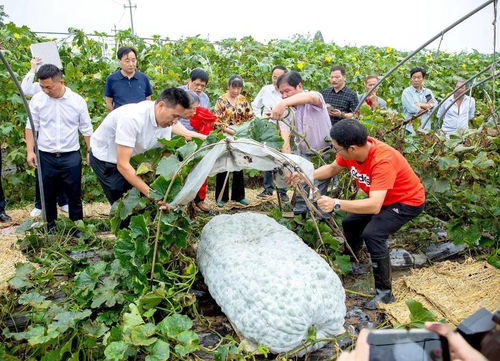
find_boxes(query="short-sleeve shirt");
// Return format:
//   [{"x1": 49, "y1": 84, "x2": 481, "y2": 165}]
[
  {"x1": 278, "y1": 91, "x2": 332, "y2": 153},
  {"x1": 214, "y1": 94, "x2": 254, "y2": 126},
  {"x1": 336, "y1": 137, "x2": 425, "y2": 206},
  {"x1": 104, "y1": 70, "x2": 153, "y2": 109},
  {"x1": 320, "y1": 86, "x2": 359, "y2": 124},
  {"x1": 90, "y1": 101, "x2": 172, "y2": 164}
]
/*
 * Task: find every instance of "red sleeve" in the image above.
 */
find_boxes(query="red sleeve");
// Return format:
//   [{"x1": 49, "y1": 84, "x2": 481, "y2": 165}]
[
  {"x1": 335, "y1": 154, "x2": 348, "y2": 167},
  {"x1": 370, "y1": 159, "x2": 396, "y2": 191}
]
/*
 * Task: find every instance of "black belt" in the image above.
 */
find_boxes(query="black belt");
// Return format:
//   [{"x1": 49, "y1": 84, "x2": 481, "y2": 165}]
[{"x1": 39, "y1": 150, "x2": 78, "y2": 158}]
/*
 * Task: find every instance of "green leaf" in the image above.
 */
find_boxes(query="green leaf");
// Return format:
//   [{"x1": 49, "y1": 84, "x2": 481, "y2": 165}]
[
  {"x1": 145, "y1": 340, "x2": 171, "y2": 361},
  {"x1": 104, "y1": 341, "x2": 130, "y2": 361},
  {"x1": 82, "y1": 321, "x2": 109, "y2": 338},
  {"x1": 127, "y1": 323, "x2": 157, "y2": 346},
  {"x1": 158, "y1": 136, "x2": 186, "y2": 152},
  {"x1": 91, "y1": 278, "x2": 124, "y2": 308},
  {"x1": 334, "y1": 255, "x2": 352, "y2": 275},
  {"x1": 433, "y1": 179, "x2": 451, "y2": 193},
  {"x1": 437, "y1": 156, "x2": 459, "y2": 170},
  {"x1": 177, "y1": 141, "x2": 197, "y2": 160},
  {"x1": 176, "y1": 330, "x2": 199, "y2": 345},
  {"x1": 406, "y1": 299, "x2": 437, "y2": 327},
  {"x1": 234, "y1": 117, "x2": 283, "y2": 150},
  {"x1": 18, "y1": 292, "x2": 50, "y2": 309},
  {"x1": 8, "y1": 263, "x2": 35, "y2": 289},
  {"x1": 175, "y1": 343, "x2": 199, "y2": 357},
  {"x1": 214, "y1": 344, "x2": 238, "y2": 361},
  {"x1": 157, "y1": 314, "x2": 192, "y2": 337},
  {"x1": 123, "y1": 304, "x2": 144, "y2": 331},
  {"x1": 156, "y1": 156, "x2": 181, "y2": 180},
  {"x1": 51, "y1": 310, "x2": 92, "y2": 334},
  {"x1": 120, "y1": 188, "x2": 142, "y2": 220},
  {"x1": 136, "y1": 162, "x2": 154, "y2": 175},
  {"x1": 149, "y1": 176, "x2": 169, "y2": 200},
  {"x1": 130, "y1": 215, "x2": 148, "y2": 239}
]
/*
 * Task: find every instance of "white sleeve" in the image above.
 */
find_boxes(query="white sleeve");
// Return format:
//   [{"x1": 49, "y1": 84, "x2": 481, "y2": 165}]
[
  {"x1": 468, "y1": 97, "x2": 475, "y2": 120},
  {"x1": 21, "y1": 72, "x2": 42, "y2": 97},
  {"x1": 26, "y1": 96, "x2": 40, "y2": 131},
  {"x1": 251, "y1": 87, "x2": 265, "y2": 117},
  {"x1": 115, "y1": 117, "x2": 140, "y2": 148},
  {"x1": 78, "y1": 98, "x2": 93, "y2": 136}
]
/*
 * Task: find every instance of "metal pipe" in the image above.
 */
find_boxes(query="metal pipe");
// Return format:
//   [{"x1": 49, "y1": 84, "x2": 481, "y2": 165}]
[
  {"x1": 0, "y1": 50, "x2": 47, "y2": 226},
  {"x1": 356, "y1": 0, "x2": 496, "y2": 111}
]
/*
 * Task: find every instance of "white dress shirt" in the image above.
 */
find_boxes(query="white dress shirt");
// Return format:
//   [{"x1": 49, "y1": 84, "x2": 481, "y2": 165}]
[
  {"x1": 21, "y1": 71, "x2": 42, "y2": 97},
  {"x1": 438, "y1": 95, "x2": 475, "y2": 135},
  {"x1": 251, "y1": 84, "x2": 283, "y2": 118},
  {"x1": 27, "y1": 87, "x2": 93, "y2": 153},
  {"x1": 91, "y1": 101, "x2": 172, "y2": 164}
]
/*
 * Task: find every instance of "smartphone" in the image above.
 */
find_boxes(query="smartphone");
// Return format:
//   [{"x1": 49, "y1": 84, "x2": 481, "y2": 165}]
[
  {"x1": 367, "y1": 329, "x2": 450, "y2": 361},
  {"x1": 326, "y1": 104, "x2": 334, "y2": 111}
]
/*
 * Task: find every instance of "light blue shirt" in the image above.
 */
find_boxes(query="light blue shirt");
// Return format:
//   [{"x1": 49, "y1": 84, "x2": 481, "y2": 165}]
[
  {"x1": 437, "y1": 95, "x2": 475, "y2": 135},
  {"x1": 401, "y1": 86, "x2": 436, "y2": 132}
]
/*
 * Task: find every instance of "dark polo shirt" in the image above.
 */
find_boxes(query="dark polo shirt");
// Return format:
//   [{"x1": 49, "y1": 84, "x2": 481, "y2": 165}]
[
  {"x1": 320, "y1": 86, "x2": 359, "y2": 125},
  {"x1": 104, "y1": 70, "x2": 152, "y2": 109}
]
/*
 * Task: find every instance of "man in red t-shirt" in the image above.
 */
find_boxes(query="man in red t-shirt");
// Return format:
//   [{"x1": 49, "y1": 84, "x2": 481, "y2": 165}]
[{"x1": 286, "y1": 119, "x2": 425, "y2": 310}]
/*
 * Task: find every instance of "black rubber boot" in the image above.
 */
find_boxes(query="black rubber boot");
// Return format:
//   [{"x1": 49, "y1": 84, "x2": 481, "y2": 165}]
[{"x1": 365, "y1": 255, "x2": 395, "y2": 310}]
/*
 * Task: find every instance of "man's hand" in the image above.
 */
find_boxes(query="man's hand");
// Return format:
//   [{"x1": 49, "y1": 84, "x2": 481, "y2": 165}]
[
  {"x1": 157, "y1": 200, "x2": 171, "y2": 211},
  {"x1": 284, "y1": 171, "x2": 305, "y2": 186},
  {"x1": 425, "y1": 322, "x2": 487, "y2": 361},
  {"x1": 27, "y1": 151, "x2": 37, "y2": 168},
  {"x1": 270, "y1": 101, "x2": 286, "y2": 120},
  {"x1": 418, "y1": 103, "x2": 432, "y2": 110},
  {"x1": 337, "y1": 329, "x2": 369, "y2": 361},
  {"x1": 30, "y1": 57, "x2": 42, "y2": 72},
  {"x1": 329, "y1": 108, "x2": 342, "y2": 117},
  {"x1": 317, "y1": 195, "x2": 335, "y2": 213}
]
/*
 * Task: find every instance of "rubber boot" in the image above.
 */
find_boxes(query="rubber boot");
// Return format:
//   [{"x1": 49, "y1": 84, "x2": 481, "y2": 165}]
[{"x1": 365, "y1": 255, "x2": 395, "y2": 310}]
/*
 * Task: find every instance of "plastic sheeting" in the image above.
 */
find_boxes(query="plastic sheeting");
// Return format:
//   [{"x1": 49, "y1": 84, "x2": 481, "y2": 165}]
[{"x1": 170, "y1": 138, "x2": 314, "y2": 207}]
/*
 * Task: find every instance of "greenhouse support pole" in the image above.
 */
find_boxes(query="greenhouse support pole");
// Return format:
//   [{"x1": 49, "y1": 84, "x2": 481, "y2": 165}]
[
  {"x1": 0, "y1": 50, "x2": 47, "y2": 227},
  {"x1": 356, "y1": 0, "x2": 496, "y2": 112}
]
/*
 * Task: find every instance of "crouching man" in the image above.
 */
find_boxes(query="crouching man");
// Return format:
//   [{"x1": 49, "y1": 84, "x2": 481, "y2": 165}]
[{"x1": 286, "y1": 119, "x2": 425, "y2": 309}]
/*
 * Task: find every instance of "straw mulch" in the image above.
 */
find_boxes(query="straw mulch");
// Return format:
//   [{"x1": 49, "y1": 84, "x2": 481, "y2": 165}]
[
  {"x1": 0, "y1": 231, "x2": 30, "y2": 294},
  {"x1": 381, "y1": 258, "x2": 500, "y2": 326}
]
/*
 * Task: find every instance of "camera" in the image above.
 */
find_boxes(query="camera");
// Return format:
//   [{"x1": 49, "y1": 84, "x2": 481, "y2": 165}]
[{"x1": 367, "y1": 329, "x2": 449, "y2": 361}]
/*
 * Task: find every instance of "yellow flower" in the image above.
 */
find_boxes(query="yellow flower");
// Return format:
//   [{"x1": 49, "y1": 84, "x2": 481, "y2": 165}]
[
  {"x1": 355, "y1": 70, "x2": 360, "y2": 75},
  {"x1": 473, "y1": 60, "x2": 478, "y2": 64},
  {"x1": 324, "y1": 56, "x2": 332, "y2": 62},
  {"x1": 351, "y1": 56, "x2": 357, "y2": 62},
  {"x1": 84, "y1": 97, "x2": 89, "y2": 102},
  {"x1": 386, "y1": 47, "x2": 393, "y2": 52},
  {"x1": 297, "y1": 63, "x2": 305, "y2": 70},
  {"x1": 376, "y1": 53, "x2": 381, "y2": 57},
  {"x1": 461, "y1": 64, "x2": 467, "y2": 69},
  {"x1": 13, "y1": 33, "x2": 20, "y2": 39},
  {"x1": 387, "y1": 98, "x2": 392, "y2": 103},
  {"x1": 184, "y1": 48, "x2": 190, "y2": 53}
]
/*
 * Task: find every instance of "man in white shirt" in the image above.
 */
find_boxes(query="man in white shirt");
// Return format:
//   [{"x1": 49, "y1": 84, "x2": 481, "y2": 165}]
[
  {"x1": 25, "y1": 64, "x2": 93, "y2": 231},
  {"x1": 90, "y1": 87, "x2": 206, "y2": 204},
  {"x1": 438, "y1": 80, "x2": 475, "y2": 136},
  {"x1": 21, "y1": 57, "x2": 69, "y2": 217},
  {"x1": 252, "y1": 65, "x2": 289, "y2": 201}
]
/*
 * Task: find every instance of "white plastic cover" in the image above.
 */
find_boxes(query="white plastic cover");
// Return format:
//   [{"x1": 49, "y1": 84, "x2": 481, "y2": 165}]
[
  {"x1": 197, "y1": 213, "x2": 346, "y2": 355},
  {"x1": 170, "y1": 138, "x2": 314, "y2": 207}
]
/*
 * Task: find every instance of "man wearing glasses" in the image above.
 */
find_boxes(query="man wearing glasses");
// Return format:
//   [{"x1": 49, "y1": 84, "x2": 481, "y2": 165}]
[{"x1": 286, "y1": 119, "x2": 425, "y2": 310}]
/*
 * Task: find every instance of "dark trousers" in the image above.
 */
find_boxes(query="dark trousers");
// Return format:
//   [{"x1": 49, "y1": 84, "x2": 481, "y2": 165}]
[
  {"x1": 35, "y1": 171, "x2": 68, "y2": 209},
  {"x1": 215, "y1": 171, "x2": 245, "y2": 202},
  {"x1": 39, "y1": 150, "x2": 83, "y2": 227},
  {"x1": 89, "y1": 151, "x2": 132, "y2": 205},
  {"x1": 342, "y1": 202, "x2": 424, "y2": 258},
  {"x1": 0, "y1": 147, "x2": 5, "y2": 212},
  {"x1": 263, "y1": 170, "x2": 287, "y2": 195}
]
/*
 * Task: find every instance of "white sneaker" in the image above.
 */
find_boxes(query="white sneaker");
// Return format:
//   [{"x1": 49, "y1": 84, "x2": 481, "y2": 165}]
[
  {"x1": 30, "y1": 207, "x2": 42, "y2": 217},
  {"x1": 59, "y1": 204, "x2": 69, "y2": 213}
]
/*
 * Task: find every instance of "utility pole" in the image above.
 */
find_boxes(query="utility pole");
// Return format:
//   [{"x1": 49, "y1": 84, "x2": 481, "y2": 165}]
[{"x1": 124, "y1": 0, "x2": 136, "y2": 35}]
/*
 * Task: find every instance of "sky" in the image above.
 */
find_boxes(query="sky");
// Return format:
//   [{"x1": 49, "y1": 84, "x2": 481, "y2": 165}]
[{"x1": 3, "y1": 0, "x2": 498, "y2": 54}]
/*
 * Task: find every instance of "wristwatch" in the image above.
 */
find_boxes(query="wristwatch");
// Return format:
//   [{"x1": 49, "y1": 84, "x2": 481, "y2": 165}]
[{"x1": 333, "y1": 198, "x2": 341, "y2": 211}]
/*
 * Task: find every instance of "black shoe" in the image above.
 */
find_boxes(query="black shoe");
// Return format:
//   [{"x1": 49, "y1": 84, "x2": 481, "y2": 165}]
[
  {"x1": 257, "y1": 190, "x2": 273, "y2": 198},
  {"x1": 364, "y1": 255, "x2": 395, "y2": 310},
  {"x1": 0, "y1": 211, "x2": 12, "y2": 223},
  {"x1": 278, "y1": 192, "x2": 289, "y2": 202}
]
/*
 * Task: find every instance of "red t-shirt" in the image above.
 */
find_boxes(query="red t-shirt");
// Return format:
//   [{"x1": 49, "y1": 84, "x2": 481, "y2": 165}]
[{"x1": 336, "y1": 137, "x2": 425, "y2": 206}]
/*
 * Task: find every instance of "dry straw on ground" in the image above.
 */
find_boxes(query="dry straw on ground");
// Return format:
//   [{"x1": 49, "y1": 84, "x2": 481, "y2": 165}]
[
  {"x1": 0, "y1": 231, "x2": 29, "y2": 294},
  {"x1": 382, "y1": 258, "x2": 500, "y2": 326}
]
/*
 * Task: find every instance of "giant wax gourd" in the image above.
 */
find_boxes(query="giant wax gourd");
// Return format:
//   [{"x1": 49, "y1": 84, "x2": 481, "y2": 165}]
[{"x1": 197, "y1": 213, "x2": 346, "y2": 354}]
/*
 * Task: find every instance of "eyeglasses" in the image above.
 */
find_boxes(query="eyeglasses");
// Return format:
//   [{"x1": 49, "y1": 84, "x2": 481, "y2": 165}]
[{"x1": 332, "y1": 145, "x2": 345, "y2": 153}]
